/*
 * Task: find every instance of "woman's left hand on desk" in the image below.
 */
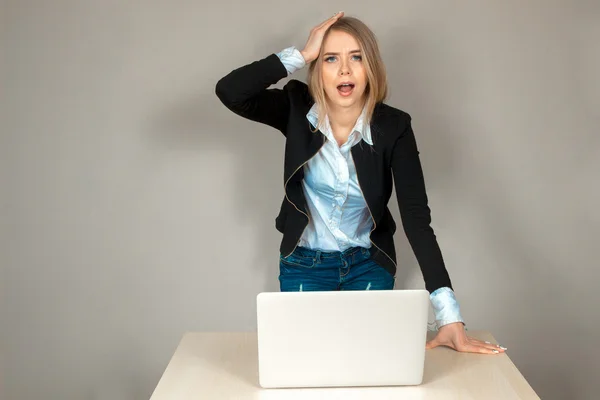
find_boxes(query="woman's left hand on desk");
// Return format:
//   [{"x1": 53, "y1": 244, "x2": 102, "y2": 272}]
[{"x1": 426, "y1": 322, "x2": 507, "y2": 355}]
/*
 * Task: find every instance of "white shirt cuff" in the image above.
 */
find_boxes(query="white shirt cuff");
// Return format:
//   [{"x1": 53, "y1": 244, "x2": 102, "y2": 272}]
[
  {"x1": 430, "y1": 287, "x2": 465, "y2": 329},
  {"x1": 275, "y1": 46, "x2": 306, "y2": 76}
]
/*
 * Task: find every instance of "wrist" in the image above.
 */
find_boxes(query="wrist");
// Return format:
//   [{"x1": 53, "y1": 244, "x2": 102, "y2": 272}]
[
  {"x1": 277, "y1": 46, "x2": 308, "y2": 75},
  {"x1": 300, "y1": 50, "x2": 311, "y2": 63}
]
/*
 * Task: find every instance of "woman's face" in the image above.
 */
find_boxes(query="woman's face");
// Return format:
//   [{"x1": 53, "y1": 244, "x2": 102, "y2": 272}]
[{"x1": 321, "y1": 30, "x2": 367, "y2": 110}]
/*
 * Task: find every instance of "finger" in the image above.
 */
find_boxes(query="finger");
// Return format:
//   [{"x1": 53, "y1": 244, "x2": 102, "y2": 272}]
[
  {"x1": 466, "y1": 338, "x2": 506, "y2": 352},
  {"x1": 458, "y1": 342, "x2": 504, "y2": 355},
  {"x1": 317, "y1": 11, "x2": 343, "y2": 29},
  {"x1": 484, "y1": 340, "x2": 507, "y2": 350},
  {"x1": 468, "y1": 338, "x2": 490, "y2": 345},
  {"x1": 316, "y1": 15, "x2": 336, "y2": 29},
  {"x1": 471, "y1": 339, "x2": 508, "y2": 351},
  {"x1": 475, "y1": 342, "x2": 507, "y2": 352},
  {"x1": 328, "y1": 11, "x2": 344, "y2": 22}
]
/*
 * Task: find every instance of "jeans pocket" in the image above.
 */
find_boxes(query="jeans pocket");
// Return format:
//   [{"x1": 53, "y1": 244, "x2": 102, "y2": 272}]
[
  {"x1": 363, "y1": 248, "x2": 394, "y2": 279},
  {"x1": 367, "y1": 258, "x2": 395, "y2": 281},
  {"x1": 279, "y1": 253, "x2": 315, "y2": 268}
]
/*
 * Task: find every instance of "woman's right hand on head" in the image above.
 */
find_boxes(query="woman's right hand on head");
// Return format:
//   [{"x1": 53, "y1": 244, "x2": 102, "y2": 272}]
[{"x1": 300, "y1": 11, "x2": 344, "y2": 64}]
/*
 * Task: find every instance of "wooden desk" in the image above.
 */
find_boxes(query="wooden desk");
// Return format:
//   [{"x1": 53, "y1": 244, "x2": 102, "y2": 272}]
[{"x1": 150, "y1": 331, "x2": 539, "y2": 399}]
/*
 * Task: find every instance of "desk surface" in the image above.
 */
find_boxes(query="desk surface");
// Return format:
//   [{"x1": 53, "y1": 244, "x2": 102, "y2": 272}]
[{"x1": 150, "y1": 330, "x2": 539, "y2": 399}]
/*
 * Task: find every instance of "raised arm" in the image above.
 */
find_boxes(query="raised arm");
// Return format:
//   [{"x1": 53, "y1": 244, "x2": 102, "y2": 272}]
[
  {"x1": 215, "y1": 12, "x2": 344, "y2": 135},
  {"x1": 215, "y1": 52, "x2": 293, "y2": 135}
]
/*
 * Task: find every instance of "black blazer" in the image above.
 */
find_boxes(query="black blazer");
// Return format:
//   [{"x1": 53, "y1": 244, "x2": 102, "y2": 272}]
[{"x1": 215, "y1": 53, "x2": 452, "y2": 293}]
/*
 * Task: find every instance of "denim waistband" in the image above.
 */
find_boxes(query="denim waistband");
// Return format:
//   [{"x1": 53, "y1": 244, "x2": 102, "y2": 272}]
[{"x1": 293, "y1": 246, "x2": 368, "y2": 260}]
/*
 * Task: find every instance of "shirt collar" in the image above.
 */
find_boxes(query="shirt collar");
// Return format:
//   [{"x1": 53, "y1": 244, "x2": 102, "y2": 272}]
[{"x1": 306, "y1": 103, "x2": 373, "y2": 146}]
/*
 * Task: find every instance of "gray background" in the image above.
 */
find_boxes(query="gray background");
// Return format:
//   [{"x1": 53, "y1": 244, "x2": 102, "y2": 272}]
[{"x1": 2, "y1": 0, "x2": 599, "y2": 399}]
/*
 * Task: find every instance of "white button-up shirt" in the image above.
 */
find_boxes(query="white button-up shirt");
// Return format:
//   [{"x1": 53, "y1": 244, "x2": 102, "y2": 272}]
[{"x1": 298, "y1": 104, "x2": 374, "y2": 251}]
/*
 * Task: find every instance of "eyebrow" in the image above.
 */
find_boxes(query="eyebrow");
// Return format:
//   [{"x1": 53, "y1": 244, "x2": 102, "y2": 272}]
[{"x1": 323, "y1": 50, "x2": 361, "y2": 56}]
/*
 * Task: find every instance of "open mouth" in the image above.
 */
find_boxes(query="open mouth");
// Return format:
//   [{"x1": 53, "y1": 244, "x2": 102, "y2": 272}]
[{"x1": 337, "y1": 83, "x2": 355, "y2": 96}]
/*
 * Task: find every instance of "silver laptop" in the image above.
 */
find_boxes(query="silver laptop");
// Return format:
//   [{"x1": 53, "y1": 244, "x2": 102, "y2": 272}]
[{"x1": 256, "y1": 289, "x2": 429, "y2": 388}]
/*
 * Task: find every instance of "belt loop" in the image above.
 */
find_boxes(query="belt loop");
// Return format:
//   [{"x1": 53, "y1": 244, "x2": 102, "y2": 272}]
[{"x1": 315, "y1": 250, "x2": 321, "y2": 264}]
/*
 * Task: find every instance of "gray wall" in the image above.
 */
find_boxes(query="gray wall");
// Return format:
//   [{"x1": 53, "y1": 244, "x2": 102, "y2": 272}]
[{"x1": 2, "y1": 1, "x2": 598, "y2": 399}]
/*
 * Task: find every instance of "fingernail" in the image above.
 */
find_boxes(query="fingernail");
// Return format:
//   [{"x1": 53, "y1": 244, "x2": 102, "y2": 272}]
[
  {"x1": 500, "y1": 346, "x2": 507, "y2": 350},
  {"x1": 492, "y1": 350, "x2": 499, "y2": 353},
  {"x1": 485, "y1": 341, "x2": 491, "y2": 344}
]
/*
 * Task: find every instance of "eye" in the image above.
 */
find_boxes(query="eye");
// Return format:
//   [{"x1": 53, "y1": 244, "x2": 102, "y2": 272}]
[
  {"x1": 352, "y1": 54, "x2": 362, "y2": 61},
  {"x1": 324, "y1": 56, "x2": 337, "y2": 63}
]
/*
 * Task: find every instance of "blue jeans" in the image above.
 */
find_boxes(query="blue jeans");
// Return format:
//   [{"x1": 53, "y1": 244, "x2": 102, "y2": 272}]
[{"x1": 279, "y1": 246, "x2": 395, "y2": 292}]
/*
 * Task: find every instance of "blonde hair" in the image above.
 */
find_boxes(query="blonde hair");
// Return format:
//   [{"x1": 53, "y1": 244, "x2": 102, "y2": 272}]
[{"x1": 307, "y1": 16, "x2": 388, "y2": 132}]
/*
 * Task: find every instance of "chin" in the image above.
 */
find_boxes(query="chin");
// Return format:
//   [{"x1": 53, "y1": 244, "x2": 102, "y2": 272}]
[{"x1": 325, "y1": 89, "x2": 365, "y2": 108}]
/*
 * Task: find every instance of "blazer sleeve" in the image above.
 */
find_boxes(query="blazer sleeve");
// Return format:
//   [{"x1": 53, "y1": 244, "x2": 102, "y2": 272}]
[
  {"x1": 390, "y1": 118, "x2": 453, "y2": 293},
  {"x1": 215, "y1": 53, "x2": 292, "y2": 135}
]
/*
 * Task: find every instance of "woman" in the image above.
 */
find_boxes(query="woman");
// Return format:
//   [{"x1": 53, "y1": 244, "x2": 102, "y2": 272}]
[{"x1": 216, "y1": 12, "x2": 506, "y2": 355}]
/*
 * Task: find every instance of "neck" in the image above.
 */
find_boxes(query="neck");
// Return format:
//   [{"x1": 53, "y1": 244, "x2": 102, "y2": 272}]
[{"x1": 326, "y1": 101, "x2": 364, "y2": 131}]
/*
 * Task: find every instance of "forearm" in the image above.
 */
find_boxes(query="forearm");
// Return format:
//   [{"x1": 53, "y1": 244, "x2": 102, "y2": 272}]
[{"x1": 215, "y1": 53, "x2": 289, "y2": 108}]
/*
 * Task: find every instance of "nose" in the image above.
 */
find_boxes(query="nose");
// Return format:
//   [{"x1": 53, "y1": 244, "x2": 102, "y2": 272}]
[{"x1": 339, "y1": 60, "x2": 351, "y2": 76}]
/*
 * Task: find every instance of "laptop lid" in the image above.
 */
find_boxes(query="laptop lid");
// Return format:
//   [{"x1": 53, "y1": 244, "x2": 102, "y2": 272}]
[{"x1": 256, "y1": 289, "x2": 429, "y2": 388}]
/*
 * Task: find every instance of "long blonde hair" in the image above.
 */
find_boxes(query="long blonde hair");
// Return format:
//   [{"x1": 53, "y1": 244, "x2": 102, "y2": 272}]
[{"x1": 307, "y1": 16, "x2": 388, "y2": 132}]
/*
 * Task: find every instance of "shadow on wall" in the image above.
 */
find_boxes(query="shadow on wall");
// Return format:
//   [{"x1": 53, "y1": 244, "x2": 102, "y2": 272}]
[
  {"x1": 142, "y1": 29, "x2": 315, "y2": 296},
  {"x1": 144, "y1": 74, "x2": 287, "y2": 294}
]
